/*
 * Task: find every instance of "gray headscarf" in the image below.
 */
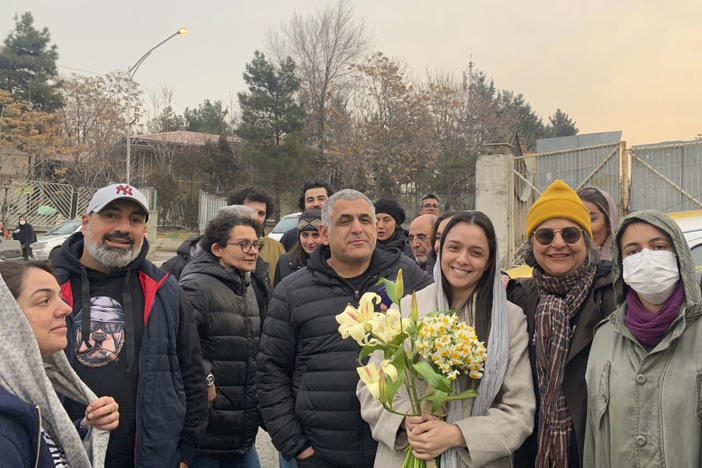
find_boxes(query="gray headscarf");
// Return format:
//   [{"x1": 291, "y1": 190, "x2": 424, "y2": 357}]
[
  {"x1": 433, "y1": 243, "x2": 510, "y2": 468},
  {"x1": 0, "y1": 275, "x2": 109, "y2": 467}
]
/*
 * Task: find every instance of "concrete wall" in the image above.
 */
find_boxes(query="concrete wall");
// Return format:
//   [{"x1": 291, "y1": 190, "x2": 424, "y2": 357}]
[{"x1": 475, "y1": 153, "x2": 512, "y2": 268}]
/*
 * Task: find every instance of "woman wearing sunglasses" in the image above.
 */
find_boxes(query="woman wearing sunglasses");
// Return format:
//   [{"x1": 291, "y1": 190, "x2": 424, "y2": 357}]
[
  {"x1": 179, "y1": 212, "x2": 264, "y2": 468},
  {"x1": 361, "y1": 211, "x2": 535, "y2": 467},
  {"x1": 507, "y1": 180, "x2": 615, "y2": 468},
  {"x1": 584, "y1": 210, "x2": 702, "y2": 467}
]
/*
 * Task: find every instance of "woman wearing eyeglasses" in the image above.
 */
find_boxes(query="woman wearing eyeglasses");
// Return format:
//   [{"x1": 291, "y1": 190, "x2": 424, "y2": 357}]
[
  {"x1": 584, "y1": 210, "x2": 702, "y2": 467},
  {"x1": 179, "y1": 212, "x2": 264, "y2": 468},
  {"x1": 507, "y1": 180, "x2": 615, "y2": 468}
]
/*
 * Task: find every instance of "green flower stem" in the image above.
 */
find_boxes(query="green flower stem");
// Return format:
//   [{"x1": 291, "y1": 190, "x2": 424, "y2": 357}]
[{"x1": 403, "y1": 352, "x2": 422, "y2": 416}]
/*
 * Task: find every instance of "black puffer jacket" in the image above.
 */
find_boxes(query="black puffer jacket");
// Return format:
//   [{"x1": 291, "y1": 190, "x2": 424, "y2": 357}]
[
  {"x1": 376, "y1": 227, "x2": 413, "y2": 258},
  {"x1": 257, "y1": 246, "x2": 432, "y2": 467},
  {"x1": 179, "y1": 249, "x2": 261, "y2": 455}
]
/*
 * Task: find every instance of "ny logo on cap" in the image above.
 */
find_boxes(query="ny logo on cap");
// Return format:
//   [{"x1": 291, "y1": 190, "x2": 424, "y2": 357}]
[{"x1": 116, "y1": 185, "x2": 133, "y2": 196}]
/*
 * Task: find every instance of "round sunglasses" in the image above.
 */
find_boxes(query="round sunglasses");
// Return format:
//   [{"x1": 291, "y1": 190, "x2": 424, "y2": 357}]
[{"x1": 533, "y1": 227, "x2": 583, "y2": 245}]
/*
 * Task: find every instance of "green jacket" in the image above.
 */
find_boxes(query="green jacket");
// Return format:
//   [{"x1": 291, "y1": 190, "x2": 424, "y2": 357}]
[{"x1": 584, "y1": 210, "x2": 702, "y2": 468}]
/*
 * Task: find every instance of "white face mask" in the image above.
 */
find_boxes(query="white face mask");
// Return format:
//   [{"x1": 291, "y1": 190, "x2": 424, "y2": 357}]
[
  {"x1": 19, "y1": 220, "x2": 25, "y2": 225},
  {"x1": 622, "y1": 249, "x2": 679, "y2": 305}
]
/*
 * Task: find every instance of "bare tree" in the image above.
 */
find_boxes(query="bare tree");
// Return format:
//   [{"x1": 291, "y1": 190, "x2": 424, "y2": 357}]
[
  {"x1": 57, "y1": 72, "x2": 142, "y2": 186},
  {"x1": 267, "y1": 0, "x2": 370, "y2": 163}
]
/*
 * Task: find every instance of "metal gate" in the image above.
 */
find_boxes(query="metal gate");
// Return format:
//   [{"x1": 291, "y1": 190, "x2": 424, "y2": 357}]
[
  {"x1": 0, "y1": 180, "x2": 157, "y2": 232},
  {"x1": 198, "y1": 189, "x2": 227, "y2": 234},
  {"x1": 629, "y1": 140, "x2": 702, "y2": 212},
  {"x1": 507, "y1": 141, "x2": 626, "y2": 266}
]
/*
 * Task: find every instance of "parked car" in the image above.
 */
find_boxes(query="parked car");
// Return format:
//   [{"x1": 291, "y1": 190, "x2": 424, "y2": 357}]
[
  {"x1": 31, "y1": 219, "x2": 82, "y2": 264},
  {"x1": 268, "y1": 212, "x2": 301, "y2": 242}
]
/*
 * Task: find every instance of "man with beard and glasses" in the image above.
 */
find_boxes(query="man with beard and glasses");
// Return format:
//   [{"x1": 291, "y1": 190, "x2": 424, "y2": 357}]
[{"x1": 53, "y1": 183, "x2": 208, "y2": 468}]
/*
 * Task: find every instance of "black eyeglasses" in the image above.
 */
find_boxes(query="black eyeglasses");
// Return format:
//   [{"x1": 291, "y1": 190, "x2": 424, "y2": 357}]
[
  {"x1": 533, "y1": 227, "x2": 583, "y2": 246},
  {"x1": 227, "y1": 239, "x2": 264, "y2": 254}
]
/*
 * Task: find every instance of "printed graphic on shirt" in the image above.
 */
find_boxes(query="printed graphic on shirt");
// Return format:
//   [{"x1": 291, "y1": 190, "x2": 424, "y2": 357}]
[
  {"x1": 74, "y1": 296, "x2": 125, "y2": 367},
  {"x1": 42, "y1": 429, "x2": 69, "y2": 468}
]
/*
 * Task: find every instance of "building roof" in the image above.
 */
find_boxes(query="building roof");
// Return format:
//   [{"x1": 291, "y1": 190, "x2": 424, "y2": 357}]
[{"x1": 132, "y1": 130, "x2": 240, "y2": 147}]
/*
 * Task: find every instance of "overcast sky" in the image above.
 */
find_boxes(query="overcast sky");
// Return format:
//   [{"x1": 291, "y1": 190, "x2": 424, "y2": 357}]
[{"x1": 3, "y1": 0, "x2": 701, "y2": 145}]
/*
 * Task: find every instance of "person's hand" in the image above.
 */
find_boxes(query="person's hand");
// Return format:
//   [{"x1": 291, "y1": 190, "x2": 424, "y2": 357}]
[
  {"x1": 404, "y1": 413, "x2": 435, "y2": 434},
  {"x1": 83, "y1": 396, "x2": 119, "y2": 431},
  {"x1": 296, "y1": 447, "x2": 315, "y2": 460},
  {"x1": 207, "y1": 384, "x2": 216, "y2": 408},
  {"x1": 407, "y1": 418, "x2": 464, "y2": 460}
]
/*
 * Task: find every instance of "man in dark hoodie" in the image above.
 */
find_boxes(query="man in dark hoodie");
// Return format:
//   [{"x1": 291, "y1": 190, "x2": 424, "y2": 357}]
[
  {"x1": 257, "y1": 189, "x2": 432, "y2": 468},
  {"x1": 53, "y1": 183, "x2": 208, "y2": 468}
]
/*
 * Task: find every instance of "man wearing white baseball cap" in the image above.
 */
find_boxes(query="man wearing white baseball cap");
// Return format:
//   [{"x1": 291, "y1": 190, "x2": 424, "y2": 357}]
[{"x1": 53, "y1": 182, "x2": 208, "y2": 468}]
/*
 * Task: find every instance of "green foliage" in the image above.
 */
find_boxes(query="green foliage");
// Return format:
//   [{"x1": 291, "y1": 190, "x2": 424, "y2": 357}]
[
  {"x1": 412, "y1": 361, "x2": 451, "y2": 393},
  {"x1": 546, "y1": 108, "x2": 579, "y2": 137},
  {"x1": 184, "y1": 99, "x2": 231, "y2": 135},
  {"x1": 237, "y1": 50, "x2": 312, "y2": 200},
  {"x1": 0, "y1": 12, "x2": 62, "y2": 111},
  {"x1": 151, "y1": 105, "x2": 185, "y2": 133}
]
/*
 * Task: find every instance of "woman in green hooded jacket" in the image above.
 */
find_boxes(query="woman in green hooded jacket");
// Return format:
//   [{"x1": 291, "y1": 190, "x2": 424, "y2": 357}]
[{"x1": 584, "y1": 209, "x2": 702, "y2": 467}]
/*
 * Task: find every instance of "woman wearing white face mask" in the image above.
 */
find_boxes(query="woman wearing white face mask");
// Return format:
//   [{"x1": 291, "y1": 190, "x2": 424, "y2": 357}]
[{"x1": 583, "y1": 209, "x2": 702, "y2": 467}]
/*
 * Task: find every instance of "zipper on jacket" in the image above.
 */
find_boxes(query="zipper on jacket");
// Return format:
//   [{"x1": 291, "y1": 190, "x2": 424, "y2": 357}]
[{"x1": 34, "y1": 405, "x2": 42, "y2": 468}]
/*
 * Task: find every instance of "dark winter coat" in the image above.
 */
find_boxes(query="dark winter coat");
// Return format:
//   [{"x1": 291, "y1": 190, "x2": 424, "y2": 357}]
[
  {"x1": 376, "y1": 227, "x2": 413, "y2": 258},
  {"x1": 507, "y1": 262, "x2": 615, "y2": 468},
  {"x1": 54, "y1": 232, "x2": 208, "y2": 467},
  {"x1": 0, "y1": 385, "x2": 57, "y2": 468},
  {"x1": 162, "y1": 237, "x2": 272, "y2": 315},
  {"x1": 274, "y1": 252, "x2": 306, "y2": 285},
  {"x1": 257, "y1": 246, "x2": 433, "y2": 467},
  {"x1": 280, "y1": 226, "x2": 298, "y2": 252},
  {"x1": 179, "y1": 249, "x2": 261, "y2": 455}
]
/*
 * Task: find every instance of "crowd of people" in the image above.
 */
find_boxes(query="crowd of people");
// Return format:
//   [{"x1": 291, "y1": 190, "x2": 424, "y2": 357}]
[{"x1": 0, "y1": 177, "x2": 699, "y2": 468}]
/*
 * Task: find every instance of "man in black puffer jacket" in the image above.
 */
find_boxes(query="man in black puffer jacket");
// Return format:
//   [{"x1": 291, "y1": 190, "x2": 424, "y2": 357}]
[
  {"x1": 257, "y1": 189, "x2": 432, "y2": 468},
  {"x1": 180, "y1": 213, "x2": 263, "y2": 466}
]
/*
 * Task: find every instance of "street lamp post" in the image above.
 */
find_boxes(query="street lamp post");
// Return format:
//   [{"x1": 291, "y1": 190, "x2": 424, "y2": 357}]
[{"x1": 125, "y1": 27, "x2": 187, "y2": 184}]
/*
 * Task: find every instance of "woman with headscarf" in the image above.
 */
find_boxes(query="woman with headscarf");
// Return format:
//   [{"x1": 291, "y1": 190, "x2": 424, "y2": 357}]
[
  {"x1": 274, "y1": 210, "x2": 322, "y2": 284},
  {"x1": 374, "y1": 199, "x2": 413, "y2": 258},
  {"x1": 360, "y1": 211, "x2": 535, "y2": 467},
  {"x1": 584, "y1": 210, "x2": 702, "y2": 467},
  {"x1": 12, "y1": 215, "x2": 37, "y2": 261},
  {"x1": 507, "y1": 180, "x2": 615, "y2": 468},
  {"x1": 0, "y1": 260, "x2": 115, "y2": 467},
  {"x1": 577, "y1": 187, "x2": 618, "y2": 263}
]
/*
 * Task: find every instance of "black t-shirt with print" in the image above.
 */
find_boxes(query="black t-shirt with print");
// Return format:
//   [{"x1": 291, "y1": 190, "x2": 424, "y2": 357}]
[{"x1": 64, "y1": 267, "x2": 144, "y2": 468}]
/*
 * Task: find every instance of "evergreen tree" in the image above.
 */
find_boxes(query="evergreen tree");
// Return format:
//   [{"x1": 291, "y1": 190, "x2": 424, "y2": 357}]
[
  {"x1": 546, "y1": 108, "x2": 579, "y2": 137},
  {"x1": 183, "y1": 99, "x2": 230, "y2": 135},
  {"x1": 0, "y1": 12, "x2": 62, "y2": 111},
  {"x1": 237, "y1": 50, "x2": 312, "y2": 215}
]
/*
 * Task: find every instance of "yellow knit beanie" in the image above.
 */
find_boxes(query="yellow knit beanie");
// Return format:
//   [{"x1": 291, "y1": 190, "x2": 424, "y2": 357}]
[{"x1": 526, "y1": 179, "x2": 592, "y2": 238}]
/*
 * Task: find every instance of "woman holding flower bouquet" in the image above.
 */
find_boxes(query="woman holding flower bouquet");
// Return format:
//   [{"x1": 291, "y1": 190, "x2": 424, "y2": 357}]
[{"x1": 359, "y1": 210, "x2": 535, "y2": 467}]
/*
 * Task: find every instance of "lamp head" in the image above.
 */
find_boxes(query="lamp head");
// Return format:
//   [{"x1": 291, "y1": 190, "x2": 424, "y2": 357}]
[{"x1": 177, "y1": 27, "x2": 188, "y2": 35}]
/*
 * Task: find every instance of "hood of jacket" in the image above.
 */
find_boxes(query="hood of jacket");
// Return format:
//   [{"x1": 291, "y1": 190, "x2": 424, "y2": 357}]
[
  {"x1": 55, "y1": 231, "x2": 150, "y2": 277},
  {"x1": 612, "y1": 209, "x2": 702, "y2": 318},
  {"x1": 176, "y1": 235, "x2": 201, "y2": 258},
  {"x1": 180, "y1": 247, "x2": 248, "y2": 295}
]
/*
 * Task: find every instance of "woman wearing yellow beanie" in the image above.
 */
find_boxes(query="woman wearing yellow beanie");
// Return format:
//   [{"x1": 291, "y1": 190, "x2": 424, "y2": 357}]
[{"x1": 507, "y1": 179, "x2": 615, "y2": 468}]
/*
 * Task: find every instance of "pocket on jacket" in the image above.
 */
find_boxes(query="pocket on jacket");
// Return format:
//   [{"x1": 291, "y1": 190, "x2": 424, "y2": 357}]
[{"x1": 596, "y1": 361, "x2": 611, "y2": 427}]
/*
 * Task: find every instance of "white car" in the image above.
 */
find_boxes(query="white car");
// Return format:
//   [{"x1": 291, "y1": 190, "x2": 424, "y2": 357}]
[
  {"x1": 268, "y1": 212, "x2": 301, "y2": 242},
  {"x1": 669, "y1": 211, "x2": 702, "y2": 281},
  {"x1": 31, "y1": 219, "x2": 82, "y2": 264}
]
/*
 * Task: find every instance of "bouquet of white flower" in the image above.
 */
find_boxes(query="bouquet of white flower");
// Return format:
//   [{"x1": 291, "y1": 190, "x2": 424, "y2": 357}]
[{"x1": 336, "y1": 270, "x2": 486, "y2": 468}]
